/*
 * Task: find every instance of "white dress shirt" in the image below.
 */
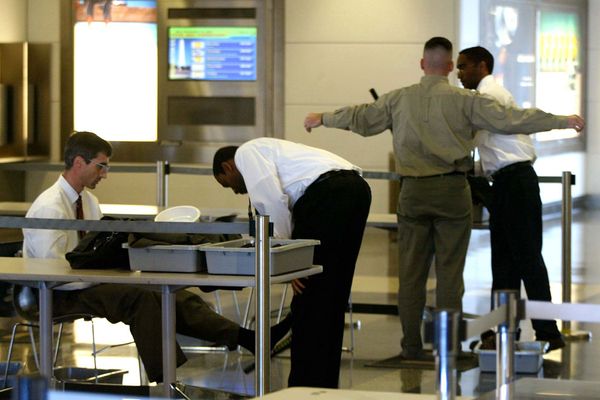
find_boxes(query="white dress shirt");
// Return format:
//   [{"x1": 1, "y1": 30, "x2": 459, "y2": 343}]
[
  {"x1": 235, "y1": 138, "x2": 361, "y2": 238},
  {"x1": 474, "y1": 75, "x2": 537, "y2": 176},
  {"x1": 23, "y1": 175, "x2": 103, "y2": 290}
]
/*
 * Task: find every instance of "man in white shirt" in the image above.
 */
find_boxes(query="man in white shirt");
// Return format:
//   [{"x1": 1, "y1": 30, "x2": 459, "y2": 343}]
[
  {"x1": 24, "y1": 131, "x2": 290, "y2": 382},
  {"x1": 457, "y1": 46, "x2": 564, "y2": 350},
  {"x1": 213, "y1": 138, "x2": 372, "y2": 388}
]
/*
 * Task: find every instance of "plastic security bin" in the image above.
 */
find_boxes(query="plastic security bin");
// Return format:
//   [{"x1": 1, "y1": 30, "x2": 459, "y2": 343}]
[
  {"x1": 475, "y1": 341, "x2": 548, "y2": 373},
  {"x1": 201, "y1": 238, "x2": 319, "y2": 276},
  {"x1": 124, "y1": 244, "x2": 207, "y2": 272}
]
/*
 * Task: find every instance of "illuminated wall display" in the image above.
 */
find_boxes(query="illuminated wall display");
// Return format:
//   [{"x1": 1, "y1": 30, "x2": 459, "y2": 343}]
[
  {"x1": 168, "y1": 27, "x2": 257, "y2": 81},
  {"x1": 535, "y1": 10, "x2": 581, "y2": 142},
  {"x1": 478, "y1": 0, "x2": 584, "y2": 149},
  {"x1": 73, "y1": 0, "x2": 157, "y2": 142}
]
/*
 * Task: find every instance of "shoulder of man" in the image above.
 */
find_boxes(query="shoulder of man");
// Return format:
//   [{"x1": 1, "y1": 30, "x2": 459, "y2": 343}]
[
  {"x1": 480, "y1": 79, "x2": 514, "y2": 105},
  {"x1": 26, "y1": 183, "x2": 67, "y2": 218}
]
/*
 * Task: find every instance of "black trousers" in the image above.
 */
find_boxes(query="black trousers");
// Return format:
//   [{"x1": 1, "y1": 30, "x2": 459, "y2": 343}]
[
  {"x1": 53, "y1": 285, "x2": 240, "y2": 382},
  {"x1": 489, "y1": 164, "x2": 561, "y2": 339},
  {"x1": 288, "y1": 170, "x2": 371, "y2": 388}
]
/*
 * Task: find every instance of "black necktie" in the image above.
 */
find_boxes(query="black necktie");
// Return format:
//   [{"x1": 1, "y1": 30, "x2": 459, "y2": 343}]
[
  {"x1": 76, "y1": 195, "x2": 85, "y2": 239},
  {"x1": 248, "y1": 199, "x2": 254, "y2": 222}
]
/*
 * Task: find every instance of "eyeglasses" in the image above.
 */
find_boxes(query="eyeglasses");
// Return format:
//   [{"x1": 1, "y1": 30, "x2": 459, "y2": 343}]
[{"x1": 86, "y1": 159, "x2": 110, "y2": 172}]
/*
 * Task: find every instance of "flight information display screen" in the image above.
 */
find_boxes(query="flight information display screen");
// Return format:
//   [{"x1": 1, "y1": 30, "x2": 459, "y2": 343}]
[{"x1": 168, "y1": 26, "x2": 257, "y2": 81}]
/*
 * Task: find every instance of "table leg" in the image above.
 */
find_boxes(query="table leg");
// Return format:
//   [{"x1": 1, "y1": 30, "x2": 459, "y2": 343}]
[
  {"x1": 161, "y1": 285, "x2": 177, "y2": 398},
  {"x1": 38, "y1": 282, "x2": 53, "y2": 380}
]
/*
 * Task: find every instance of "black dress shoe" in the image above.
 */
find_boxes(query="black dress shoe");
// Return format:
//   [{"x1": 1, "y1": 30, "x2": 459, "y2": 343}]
[
  {"x1": 399, "y1": 350, "x2": 435, "y2": 362},
  {"x1": 478, "y1": 330, "x2": 496, "y2": 350},
  {"x1": 242, "y1": 333, "x2": 292, "y2": 374}
]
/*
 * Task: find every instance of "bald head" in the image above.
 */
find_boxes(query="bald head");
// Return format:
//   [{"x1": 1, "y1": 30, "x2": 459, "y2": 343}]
[{"x1": 421, "y1": 37, "x2": 454, "y2": 76}]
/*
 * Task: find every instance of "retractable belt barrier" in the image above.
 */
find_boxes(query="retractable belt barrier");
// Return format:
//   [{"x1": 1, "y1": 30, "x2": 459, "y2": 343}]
[
  {"x1": 0, "y1": 216, "x2": 248, "y2": 235},
  {"x1": 434, "y1": 291, "x2": 600, "y2": 400}
]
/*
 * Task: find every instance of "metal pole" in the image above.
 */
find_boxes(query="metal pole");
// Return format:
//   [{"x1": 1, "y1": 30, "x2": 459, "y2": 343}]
[
  {"x1": 560, "y1": 172, "x2": 591, "y2": 340},
  {"x1": 38, "y1": 282, "x2": 53, "y2": 383},
  {"x1": 434, "y1": 309, "x2": 460, "y2": 400},
  {"x1": 494, "y1": 290, "x2": 519, "y2": 393},
  {"x1": 255, "y1": 215, "x2": 271, "y2": 396},
  {"x1": 161, "y1": 285, "x2": 177, "y2": 398},
  {"x1": 561, "y1": 171, "x2": 572, "y2": 333},
  {"x1": 156, "y1": 160, "x2": 169, "y2": 208}
]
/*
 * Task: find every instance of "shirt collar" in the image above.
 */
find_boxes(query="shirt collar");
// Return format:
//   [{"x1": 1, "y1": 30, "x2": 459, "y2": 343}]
[
  {"x1": 477, "y1": 74, "x2": 495, "y2": 91},
  {"x1": 420, "y1": 75, "x2": 449, "y2": 86},
  {"x1": 58, "y1": 175, "x2": 80, "y2": 204}
]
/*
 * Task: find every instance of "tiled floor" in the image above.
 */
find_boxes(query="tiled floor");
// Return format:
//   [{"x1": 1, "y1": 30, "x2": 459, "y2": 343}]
[{"x1": 2, "y1": 209, "x2": 600, "y2": 398}]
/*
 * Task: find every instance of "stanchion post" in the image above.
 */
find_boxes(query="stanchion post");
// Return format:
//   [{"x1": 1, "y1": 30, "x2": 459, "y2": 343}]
[
  {"x1": 434, "y1": 309, "x2": 460, "y2": 400},
  {"x1": 560, "y1": 171, "x2": 591, "y2": 340},
  {"x1": 156, "y1": 160, "x2": 169, "y2": 208},
  {"x1": 494, "y1": 290, "x2": 519, "y2": 392},
  {"x1": 255, "y1": 215, "x2": 271, "y2": 396},
  {"x1": 561, "y1": 171, "x2": 572, "y2": 333}
]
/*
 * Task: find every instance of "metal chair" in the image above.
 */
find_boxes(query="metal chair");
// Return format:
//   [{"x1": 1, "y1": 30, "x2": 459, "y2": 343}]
[{"x1": 2, "y1": 285, "x2": 98, "y2": 388}]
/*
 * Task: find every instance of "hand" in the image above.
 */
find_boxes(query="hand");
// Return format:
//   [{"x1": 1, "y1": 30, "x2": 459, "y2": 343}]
[
  {"x1": 566, "y1": 115, "x2": 584, "y2": 132},
  {"x1": 291, "y1": 278, "x2": 306, "y2": 295},
  {"x1": 304, "y1": 113, "x2": 323, "y2": 133}
]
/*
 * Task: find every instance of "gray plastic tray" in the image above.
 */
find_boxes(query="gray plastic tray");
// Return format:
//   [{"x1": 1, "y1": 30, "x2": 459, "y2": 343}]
[
  {"x1": 476, "y1": 341, "x2": 548, "y2": 373},
  {"x1": 201, "y1": 238, "x2": 319, "y2": 276},
  {"x1": 124, "y1": 243, "x2": 207, "y2": 273}
]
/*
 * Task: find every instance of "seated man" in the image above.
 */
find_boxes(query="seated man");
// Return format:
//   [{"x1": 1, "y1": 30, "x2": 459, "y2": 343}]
[{"x1": 23, "y1": 131, "x2": 289, "y2": 383}]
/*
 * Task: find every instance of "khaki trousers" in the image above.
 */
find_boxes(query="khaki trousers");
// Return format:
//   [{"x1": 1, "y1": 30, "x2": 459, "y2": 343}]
[{"x1": 396, "y1": 175, "x2": 471, "y2": 355}]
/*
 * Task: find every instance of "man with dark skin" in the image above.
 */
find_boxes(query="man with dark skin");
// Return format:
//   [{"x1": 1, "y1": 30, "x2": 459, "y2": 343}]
[
  {"x1": 213, "y1": 137, "x2": 371, "y2": 388},
  {"x1": 457, "y1": 46, "x2": 565, "y2": 350}
]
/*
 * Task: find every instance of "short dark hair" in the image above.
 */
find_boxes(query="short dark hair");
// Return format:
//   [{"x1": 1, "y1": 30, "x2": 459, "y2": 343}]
[
  {"x1": 459, "y1": 46, "x2": 495, "y2": 74},
  {"x1": 212, "y1": 146, "x2": 238, "y2": 176},
  {"x1": 64, "y1": 131, "x2": 112, "y2": 169},
  {"x1": 424, "y1": 37, "x2": 453, "y2": 53}
]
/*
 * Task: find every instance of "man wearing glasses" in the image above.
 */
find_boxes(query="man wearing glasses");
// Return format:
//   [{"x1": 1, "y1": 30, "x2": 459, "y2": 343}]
[
  {"x1": 22, "y1": 131, "x2": 291, "y2": 383},
  {"x1": 23, "y1": 131, "x2": 110, "y2": 259}
]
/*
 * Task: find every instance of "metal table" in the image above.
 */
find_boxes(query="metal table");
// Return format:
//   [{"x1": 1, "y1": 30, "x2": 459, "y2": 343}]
[{"x1": 0, "y1": 257, "x2": 322, "y2": 398}]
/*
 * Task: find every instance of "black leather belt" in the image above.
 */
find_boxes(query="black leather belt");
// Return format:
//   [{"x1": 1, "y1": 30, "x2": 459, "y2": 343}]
[
  {"x1": 311, "y1": 169, "x2": 358, "y2": 186},
  {"x1": 491, "y1": 160, "x2": 532, "y2": 181},
  {"x1": 402, "y1": 171, "x2": 466, "y2": 179}
]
